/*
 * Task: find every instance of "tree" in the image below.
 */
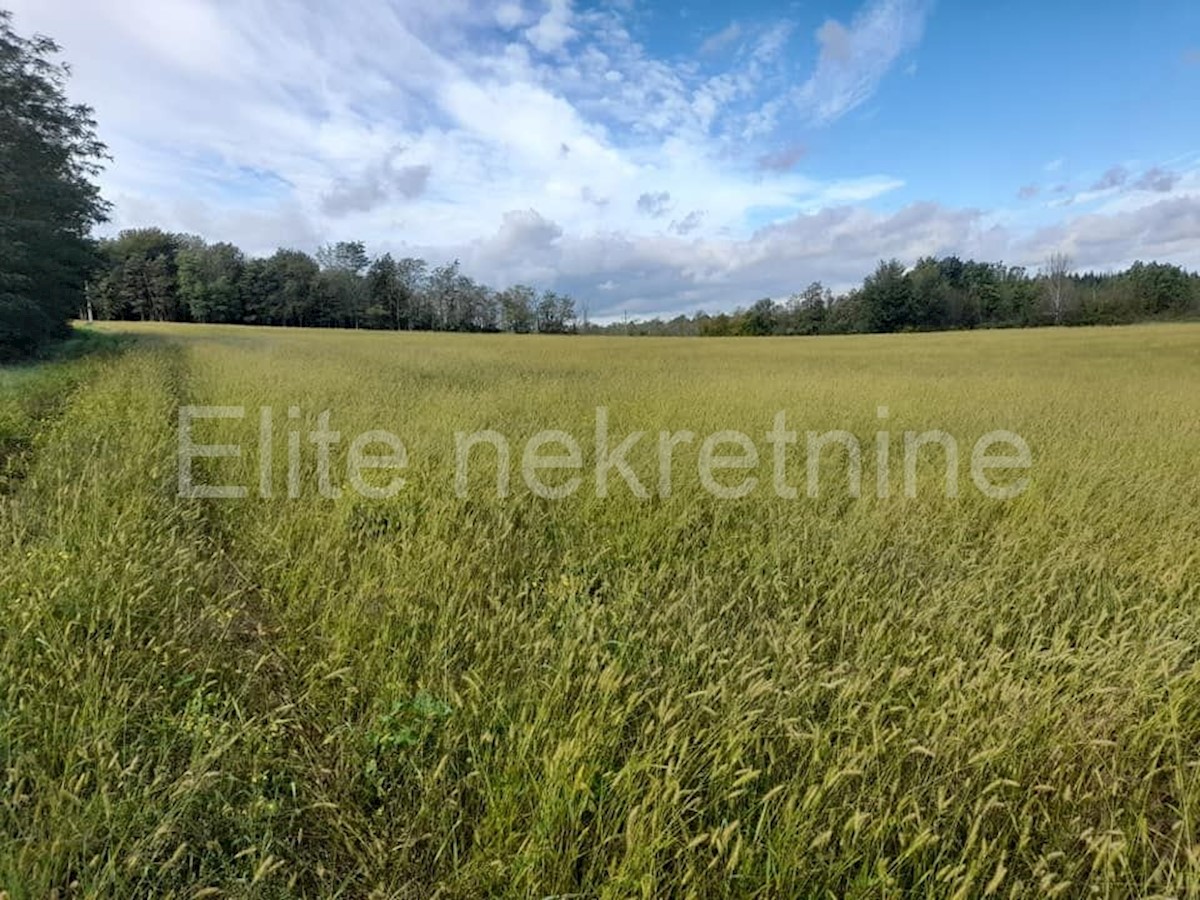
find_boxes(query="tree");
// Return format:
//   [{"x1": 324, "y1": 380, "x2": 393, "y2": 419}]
[
  {"x1": 177, "y1": 240, "x2": 245, "y2": 323},
  {"x1": 263, "y1": 249, "x2": 319, "y2": 327},
  {"x1": 316, "y1": 240, "x2": 369, "y2": 275},
  {"x1": 71, "y1": 225, "x2": 1200, "y2": 339},
  {"x1": 861, "y1": 260, "x2": 913, "y2": 332},
  {"x1": 787, "y1": 282, "x2": 830, "y2": 334},
  {"x1": 427, "y1": 261, "x2": 462, "y2": 331},
  {"x1": 0, "y1": 10, "x2": 109, "y2": 358},
  {"x1": 239, "y1": 256, "x2": 279, "y2": 325},
  {"x1": 89, "y1": 229, "x2": 184, "y2": 321},
  {"x1": 313, "y1": 268, "x2": 362, "y2": 328},
  {"x1": 535, "y1": 290, "x2": 575, "y2": 333},
  {"x1": 1043, "y1": 252, "x2": 1072, "y2": 325},
  {"x1": 907, "y1": 257, "x2": 949, "y2": 330},
  {"x1": 462, "y1": 279, "x2": 499, "y2": 331},
  {"x1": 740, "y1": 298, "x2": 778, "y2": 335},
  {"x1": 315, "y1": 241, "x2": 368, "y2": 327},
  {"x1": 498, "y1": 285, "x2": 536, "y2": 333},
  {"x1": 962, "y1": 261, "x2": 1001, "y2": 328},
  {"x1": 1126, "y1": 261, "x2": 1195, "y2": 315},
  {"x1": 366, "y1": 254, "x2": 403, "y2": 330},
  {"x1": 1006, "y1": 270, "x2": 1040, "y2": 326},
  {"x1": 555, "y1": 292, "x2": 576, "y2": 333}
]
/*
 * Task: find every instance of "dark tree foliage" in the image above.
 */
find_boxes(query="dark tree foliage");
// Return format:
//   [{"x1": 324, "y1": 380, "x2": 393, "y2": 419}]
[
  {"x1": 861, "y1": 260, "x2": 914, "y2": 333},
  {"x1": 87, "y1": 231, "x2": 577, "y2": 335},
  {"x1": 88, "y1": 228, "x2": 181, "y2": 321},
  {"x1": 589, "y1": 258, "x2": 1199, "y2": 337},
  {"x1": 178, "y1": 239, "x2": 245, "y2": 323},
  {"x1": 0, "y1": 10, "x2": 109, "y2": 359},
  {"x1": 85, "y1": 226, "x2": 1196, "y2": 340}
]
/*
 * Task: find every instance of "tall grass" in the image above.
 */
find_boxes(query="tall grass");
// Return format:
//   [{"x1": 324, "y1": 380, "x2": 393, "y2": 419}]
[{"x1": 2, "y1": 322, "x2": 1198, "y2": 897}]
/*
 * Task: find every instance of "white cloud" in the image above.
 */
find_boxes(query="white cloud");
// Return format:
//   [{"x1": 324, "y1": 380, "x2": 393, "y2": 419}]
[
  {"x1": 797, "y1": 0, "x2": 931, "y2": 124},
  {"x1": 1053, "y1": 163, "x2": 1193, "y2": 211},
  {"x1": 495, "y1": 2, "x2": 528, "y2": 29},
  {"x1": 524, "y1": 0, "x2": 577, "y2": 54},
  {"x1": 443, "y1": 193, "x2": 1200, "y2": 318},
  {"x1": 321, "y1": 152, "x2": 432, "y2": 217},
  {"x1": 699, "y1": 22, "x2": 743, "y2": 56}
]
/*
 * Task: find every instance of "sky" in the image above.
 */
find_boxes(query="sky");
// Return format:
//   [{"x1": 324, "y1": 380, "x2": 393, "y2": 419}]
[{"x1": 9, "y1": 0, "x2": 1200, "y2": 318}]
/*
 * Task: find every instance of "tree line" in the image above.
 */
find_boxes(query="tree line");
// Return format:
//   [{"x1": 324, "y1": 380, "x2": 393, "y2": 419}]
[
  {"x1": 86, "y1": 230, "x2": 579, "y2": 334},
  {"x1": 596, "y1": 256, "x2": 1200, "y2": 337},
  {"x1": 88, "y1": 235, "x2": 1200, "y2": 340}
]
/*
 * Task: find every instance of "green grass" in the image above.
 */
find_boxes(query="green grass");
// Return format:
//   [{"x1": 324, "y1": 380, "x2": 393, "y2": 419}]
[
  {"x1": 0, "y1": 327, "x2": 128, "y2": 493},
  {"x1": 2, "y1": 321, "x2": 1199, "y2": 897}
]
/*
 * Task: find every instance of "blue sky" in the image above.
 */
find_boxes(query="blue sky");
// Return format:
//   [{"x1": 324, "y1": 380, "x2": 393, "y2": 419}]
[{"x1": 9, "y1": 0, "x2": 1200, "y2": 317}]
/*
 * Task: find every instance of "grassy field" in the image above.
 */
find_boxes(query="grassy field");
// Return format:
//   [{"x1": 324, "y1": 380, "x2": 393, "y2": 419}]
[{"x1": 2, "y1": 322, "x2": 1199, "y2": 898}]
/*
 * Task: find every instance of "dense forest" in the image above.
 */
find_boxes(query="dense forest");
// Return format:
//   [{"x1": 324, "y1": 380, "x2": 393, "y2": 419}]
[
  {"x1": 596, "y1": 256, "x2": 1200, "y2": 336},
  {"x1": 85, "y1": 231, "x2": 578, "y2": 334},
  {"x1": 84, "y1": 231, "x2": 1200, "y2": 338}
]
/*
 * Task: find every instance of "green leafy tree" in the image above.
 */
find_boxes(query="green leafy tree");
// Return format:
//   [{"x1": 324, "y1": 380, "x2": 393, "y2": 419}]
[
  {"x1": 784, "y1": 282, "x2": 830, "y2": 334},
  {"x1": 265, "y1": 249, "x2": 319, "y2": 327},
  {"x1": 907, "y1": 257, "x2": 950, "y2": 330},
  {"x1": 535, "y1": 290, "x2": 575, "y2": 333},
  {"x1": 1127, "y1": 261, "x2": 1195, "y2": 315},
  {"x1": 859, "y1": 260, "x2": 914, "y2": 332},
  {"x1": 366, "y1": 254, "x2": 402, "y2": 329},
  {"x1": 177, "y1": 240, "x2": 245, "y2": 323},
  {"x1": 0, "y1": 10, "x2": 109, "y2": 357},
  {"x1": 740, "y1": 298, "x2": 778, "y2": 335},
  {"x1": 498, "y1": 285, "x2": 536, "y2": 333},
  {"x1": 315, "y1": 241, "x2": 368, "y2": 327},
  {"x1": 698, "y1": 312, "x2": 734, "y2": 336},
  {"x1": 316, "y1": 240, "x2": 369, "y2": 274},
  {"x1": 426, "y1": 261, "x2": 461, "y2": 331},
  {"x1": 90, "y1": 228, "x2": 184, "y2": 321}
]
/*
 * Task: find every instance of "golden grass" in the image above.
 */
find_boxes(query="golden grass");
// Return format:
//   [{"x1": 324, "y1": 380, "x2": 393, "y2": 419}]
[{"x1": 1, "y1": 322, "x2": 1199, "y2": 897}]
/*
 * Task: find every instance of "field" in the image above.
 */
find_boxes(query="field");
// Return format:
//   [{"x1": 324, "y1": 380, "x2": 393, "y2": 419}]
[{"x1": 2, "y1": 322, "x2": 1199, "y2": 898}]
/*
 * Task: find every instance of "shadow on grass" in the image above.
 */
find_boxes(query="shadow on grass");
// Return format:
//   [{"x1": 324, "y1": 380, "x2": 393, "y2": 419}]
[{"x1": 0, "y1": 326, "x2": 142, "y2": 493}]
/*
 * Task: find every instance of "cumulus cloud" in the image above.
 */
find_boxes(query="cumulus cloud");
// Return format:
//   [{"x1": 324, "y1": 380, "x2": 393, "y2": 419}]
[
  {"x1": 4, "y1": 0, "x2": 900, "y2": 265},
  {"x1": 1017, "y1": 184, "x2": 1040, "y2": 200},
  {"x1": 525, "y1": 0, "x2": 576, "y2": 54},
  {"x1": 495, "y1": 2, "x2": 527, "y2": 29},
  {"x1": 796, "y1": 0, "x2": 931, "y2": 124},
  {"x1": 321, "y1": 151, "x2": 431, "y2": 216},
  {"x1": 414, "y1": 194, "x2": 1200, "y2": 319},
  {"x1": 467, "y1": 208, "x2": 565, "y2": 285},
  {"x1": 1022, "y1": 196, "x2": 1200, "y2": 268}
]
